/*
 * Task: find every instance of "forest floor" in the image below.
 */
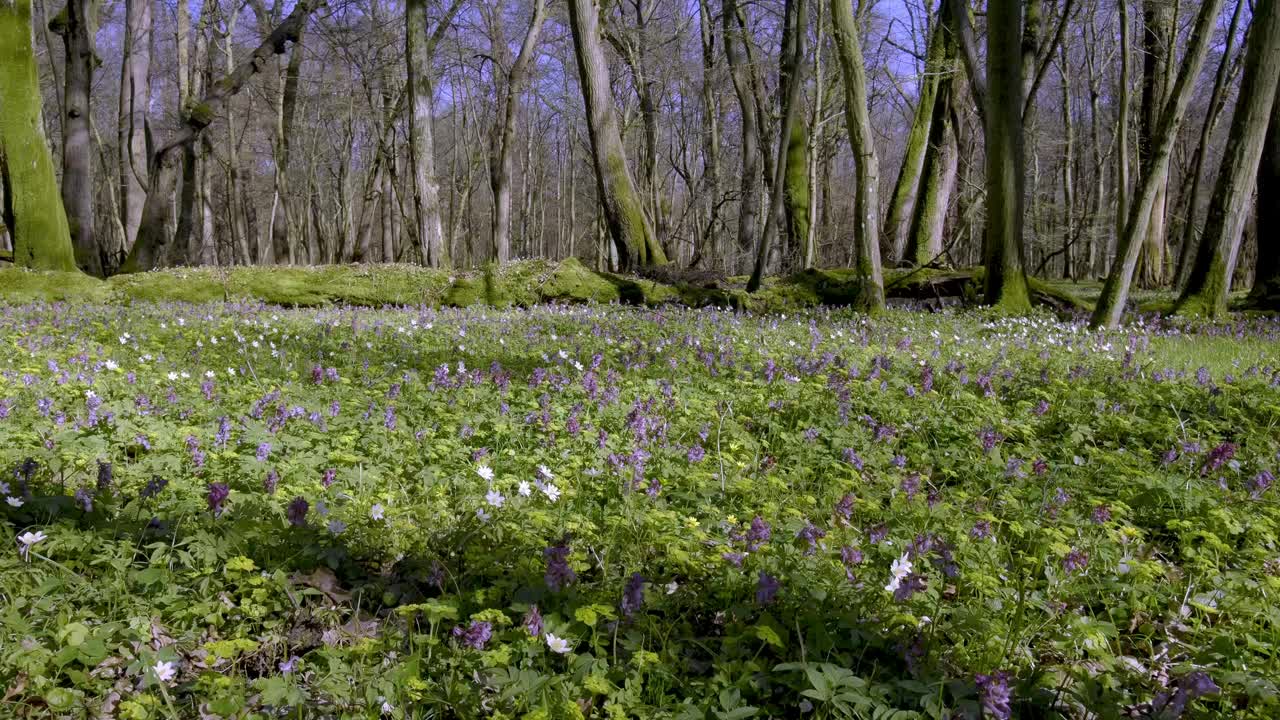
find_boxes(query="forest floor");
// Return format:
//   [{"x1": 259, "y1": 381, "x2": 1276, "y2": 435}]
[
  {"x1": 0, "y1": 259, "x2": 1110, "y2": 315},
  {"x1": 1, "y1": 269, "x2": 1278, "y2": 717}
]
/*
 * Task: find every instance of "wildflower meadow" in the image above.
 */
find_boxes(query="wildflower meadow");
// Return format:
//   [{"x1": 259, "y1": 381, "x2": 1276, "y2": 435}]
[{"x1": 2, "y1": 300, "x2": 1280, "y2": 719}]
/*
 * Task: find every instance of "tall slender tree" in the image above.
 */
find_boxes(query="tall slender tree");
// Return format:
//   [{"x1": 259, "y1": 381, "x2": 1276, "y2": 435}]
[
  {"x1": 829, "y1": 0, "x2": 884, "y2": 310},
  {"x1": 1091, "y1": 0, "x2": 1226, "y2": 327},
  {"x1": 50, "y1": 0, "x2": 102, "y2": 275},
  {"x1": 1176, "y1": 0, "x2": 1280, "y2": 318},
  {"x1": 1248, "y1": 79, "x2": 1280, "y2": 310},
  {"x1": 566, "y1": 0, "x2": 666, "y2": 269},
  {"x1": 118, "y1": 0, "x2": 151, "y2": 255}
]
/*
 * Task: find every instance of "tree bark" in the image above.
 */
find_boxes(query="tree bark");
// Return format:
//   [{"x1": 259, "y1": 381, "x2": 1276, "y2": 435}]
[
  {"x1": 723, "y1": 0, "x2": 761, "y2": 275},
  {"x1": 1174, "y1": 0, "x2": 1246, "y2": 287},
  {"x1": 118, "y1": 0, "x2": 151, "y2": 255},
  {"x1": 1136, "y1": 0, "x2": 1176, "y2": 288},
  {"x1": 406, "y1": 0, "x2": 445, "y2": 267},
  {"x1": 567, "y1": 0, "x2": 666, "y2": 269},
  {"x1": 780, "y1": 0, "x2": 811, "y2": 271},
  {"x1": 1247, "y1": 78, "x2": 1280, "y2": 309},
  {"x1": 120, "y1": 0, "x2": 319, "y2": 273},
  {"x1": 1091, "y1": 0, "x2": 1225, "y2": 327},
  {"x1": 488, "y1": 0, "x2": 546, "y2": 265},
  {"x1": 51, "y1": 0, "x2": 101, "y2": 275},
  {"x1": 747, "y1": 0, "x2": 807, "y2": 292},
  {"x1": 964, "y1": 0, "x2": 1031, "y2": 311},
  {"x1": 885, "y1": 10, "x2": 949, "y2": 264},
  {"x1": 1175, "y1": 0, "x2": 1280, "y2": 318},
  {"x1": 828, "y1": 0, "x2": 884, "y2": 310},
  {"x1": 0, "y1": 0, "x2": 77, "y2": 271}
]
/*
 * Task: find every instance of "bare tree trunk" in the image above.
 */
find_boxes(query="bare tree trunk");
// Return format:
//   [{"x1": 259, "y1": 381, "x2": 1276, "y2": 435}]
[
  {"x1": 1176, "y1": 0, "x2": 1280, "y2": 318},
  {"x1": 1092, "y1": 0, "x2": 1225, "y2": 327},
  {"x1": 567, "y1": 0, "x2": 666, "y2": 269},
  {"x1": 406, "y1": 0, "x2": 455, "y2": 267},
  {"x1": 723, "y1": 0, "x2": 761, "y2": 275},
  {"x1": 51, "y1": 0, "x2": 101, "y2": 275},
  {"x1": 953, "y1": 0, "x2": 1031, "y2": 311},
  {"x1": 747, "y1": 0, "x2": 807, "y2": 292},
  {"x1": 1058, "y1": 44, "x2": 1075, "y2": 280},
  {"x1": 118, "y1": 0, "x2": 151, "y2": 254},
  {"x1": 828, "y1": 0, "x2": 884, "y2": 309},
  {"x1": 1248, "y1": 79, "x2": 1280, "y2": 309},
  {"x1": 698, "y1": 0, "x2": 722, "y2": 271},
  {"x1": 0, "y1": 0, "x2": 77, "y2": 271},
  {"x1": 1136, "y1": 0, "x2": 1176, "y2": 288},
  {"x1": 1114, "y1": 0, "x2": 1132, "y2": 274},
  {"x1": 885, "y1": 9, "x2": 948, "y2": 264},
  {"x1": 1174, "y1": 0, "x2": 1246, "y2": 288},
  {"x1": 121, "y1": 0, "x2": 318, "y2": 273},
  {"x1": 488, "y1": 0, "x2": 546, "y2": 265}
]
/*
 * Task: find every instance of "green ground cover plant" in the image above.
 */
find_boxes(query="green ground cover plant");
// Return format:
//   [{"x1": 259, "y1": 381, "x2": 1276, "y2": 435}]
[{"x1": 1, "y1": 299, "x2": 1279, "y2": 718}]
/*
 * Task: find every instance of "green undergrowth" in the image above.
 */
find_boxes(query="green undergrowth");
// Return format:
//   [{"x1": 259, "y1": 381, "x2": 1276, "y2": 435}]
[{"x1": 0, "y1": 261, "x2": 1094, "y2": 313}]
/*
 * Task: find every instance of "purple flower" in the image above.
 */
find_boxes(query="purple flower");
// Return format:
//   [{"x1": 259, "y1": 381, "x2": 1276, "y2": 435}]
[
  {"x1": 1062, "y1": 549, "x2": 1088, "y2": 574},
  {"x1": 834, "y1": 493, "x2": 855, "y2": 523},
  {"x1": 264, "y1": 469, "x2": 279, "y2": 495},
  {"x1": 722, "y1": 552, "x2": 745, "y2": 567},
  {"x1": 901, "y1": 473, "x2": 921, "y2": 500},
  {"x1": 322, "y1": 468, "x2": 337, "y2": 488},
  {"x1": 141, "y1": 475, "x2": 168, "y2": 500},
  {"x1": 869, "y1": 523, "x2": 890, "y2": 545},
  {"x1": 975, "y1": 671, "x2": 1012, "y2": 720},
  {"x1": 1034, "y1": 399, "x2": 1050, "y2": 416},
  {"x1": 755, "y1": 571, "x2": 780, "y2": 605},
  {"x1": 1091, "y1": 504, "x2": 1112, "y2": 524},
  {"x1": 279, "y1": 656, "x2": 299, "y2": 674},
  {"x1": 796, "y1": 522, "x2": 826, "y2": 555},
  {"x1": 1201, "y1": 442, "x2": 1236, "y2": 475},
  {"x1": 523, "y1": 605, "x2": 543, "y2": 637},
  {"x1": 452, "y1": 621, "x2": 492, "y2": 650},
  {"x1": 544, "y1": 542, "x2": 576, "y2": 591},
  {"x1": 256, "y1": 442, "x2": 271, "y2": 463},
  {"x1": 842, "y1": 448, "x2": 864, "y2": 470},
  {"x1": 206, "y1": 482, "x2": 230, "y2": 515},
  {"x1": 621, "y1": 573, "x2": 646, "y2": 617},
  {"x1": 286, "y1": 496, "x2": 309, "y2": 527},
  {"x1": 978, "y1": 428, "x2": 1002, "y2": 453},
  {"x1": 686, "y1": 444, "x2": 706, "y2": 463},
  {"x1": 745, "y1": 516, "x2": 771, "y2": 551},
  {"x1": 384, "y1": 406, "x2": 397, "y2": 431},
  {"x1": 96, "y1": 461, "x2": 113, "y2": 492},
  {"x1": 1250, "y1": 470, "x2": 1274, "y2": 498},
  {"x1": 968, "y1": 520, "x2": 992, "y2": 541},
  {"x1": 893, "y1": 572, "x2": 927, "y2": 602},
  {"x1": 74, "y1": 487, "x2": 93, "y2": 512}
]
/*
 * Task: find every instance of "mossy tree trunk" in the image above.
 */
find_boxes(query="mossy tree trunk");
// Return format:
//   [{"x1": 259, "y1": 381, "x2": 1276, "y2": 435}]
[
  {"x1": 487, "y1": 0, "x2": 546, "y2": 266},
  {"x1": 51, "y1": 0, "x2": 102, "y2": 276},
  {"x1": 121, "y1": 0, "x2": 318, "y2": 273},
  {"x1": 1248, "y1": 78, "x2": 1280, "y2": 309},
  {"x1": 1091, "y1": 0, "x2": 1225, "y2": 327},
  {"x1": 780, "y1": 0, "x2": 810, "y2": 271},
  {"x1": 885, "y1": 10, "x2": 948, "y2": 264},
  {"x1": 1174, "y1": 0, "x2": 1246, "y2": 288},
  {"x1": 829, "y1": 0, "x2": 884, "y2": 310},
  {"x1": 1176, "y1": 0, "x2": 1280, "y2": 318},
  {"x1": 723, "y1": 0, "x2": 761, "y2": 275},
  {"x1": 977, "y1": 0, "x2": 1031, "y2": 311},
  {"x1": 0, "y1": 0, "x2": 77, "y2": 272},
  {"x1": 567, "y1": 0, "x2": 666, "y2": 270},
  {"x1": 903, "y1": 0, "x2": 957, "y2": 270}
]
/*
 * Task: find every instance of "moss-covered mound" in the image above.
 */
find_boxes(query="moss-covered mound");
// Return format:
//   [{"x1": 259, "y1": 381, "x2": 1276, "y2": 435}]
[{"x1": 0, "y1": 261, "x2": 1091, "y2": 313}]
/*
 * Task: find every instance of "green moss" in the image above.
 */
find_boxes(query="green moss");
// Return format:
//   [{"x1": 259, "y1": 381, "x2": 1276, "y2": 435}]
[
  {"x1": 0, "y1": 268, "x2": 112, "y2": 303},
  {"x1": 110, "y1": 269, "x2": 228, "y2": 303},
  {"x1": 540, "y1": 258, "x2": 622, "y2": 303}
]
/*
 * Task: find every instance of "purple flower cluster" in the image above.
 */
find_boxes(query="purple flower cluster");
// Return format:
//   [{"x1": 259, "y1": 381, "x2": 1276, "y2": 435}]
[
  {"x1": 206, "y1": 482, "x2": 230, "y2": 515},
  {"x1": 452, "y1": 621, "x2": 492, "y2": 650},
  {"x1": 544, "y1": 542, "x2": 576, "y2": 591},
  {"x1": 975, "y1": 671, "x2": 1012, "y2": 720}
]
